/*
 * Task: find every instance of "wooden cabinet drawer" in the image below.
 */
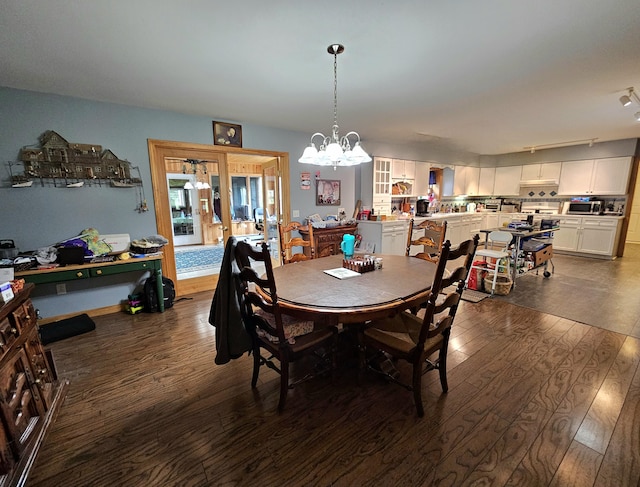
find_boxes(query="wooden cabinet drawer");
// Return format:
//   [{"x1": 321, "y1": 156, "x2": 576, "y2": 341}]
[
  {"x1": 90, "y1": 260, "x2": 154, "y2": 277},
  {"x1": 0, "y1": 319, "x2": 18, "y2": 361},
  {"x1": 8, "y1": 300, "x2": 36, "y2": 333},
  {"x1": 0, "y1": 349, "x2": 44, "y2": 455}
]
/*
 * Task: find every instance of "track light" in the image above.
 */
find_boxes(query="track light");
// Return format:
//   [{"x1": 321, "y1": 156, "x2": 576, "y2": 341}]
[
  {"x1": 620, "y1": 87, "x2": 640, "y2": 122},
  {"x1": 619, "y1": 92, "x2": 632, "y2": 107}
]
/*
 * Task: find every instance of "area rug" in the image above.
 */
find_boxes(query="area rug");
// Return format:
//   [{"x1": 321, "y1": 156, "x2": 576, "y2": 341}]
[
  {"x1": 39, "y1": 313, "x2": 96, "y2": 344},
  {"x1": 461, "y1": 289, "x2": 489, "y2": 303},
  {"x1": 174, "y1": 245, "x2": 224, "y2": 273}
]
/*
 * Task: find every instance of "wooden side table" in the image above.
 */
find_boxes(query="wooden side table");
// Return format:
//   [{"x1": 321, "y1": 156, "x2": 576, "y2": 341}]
[{"x1": 299, "y1": 224, "x2": 358, "y2": 258}]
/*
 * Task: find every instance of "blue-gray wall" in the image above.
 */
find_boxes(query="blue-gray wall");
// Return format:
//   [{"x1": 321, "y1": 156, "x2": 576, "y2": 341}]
[{"x1": 1, "y1": 86, "x2": 479, "y2": 318}]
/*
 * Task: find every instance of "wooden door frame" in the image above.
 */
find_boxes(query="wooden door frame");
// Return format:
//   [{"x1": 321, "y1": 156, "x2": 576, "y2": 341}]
[{"x1": 147, "y1": 139, "x2": 290, "y2": 296}]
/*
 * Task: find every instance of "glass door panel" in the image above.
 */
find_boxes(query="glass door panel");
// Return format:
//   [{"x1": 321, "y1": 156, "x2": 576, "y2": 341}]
[
  {"x1": 262, "y1": 160, "x2": 282, "y2": 262},
  {"x1": 167, "y1": 173, "x2": 202, "y2": 246}
]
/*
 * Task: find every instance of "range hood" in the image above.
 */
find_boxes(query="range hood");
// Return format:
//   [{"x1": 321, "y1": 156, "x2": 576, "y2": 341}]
[{"x1": 519, "y1": 178, "x2": 559, "y2": 186}]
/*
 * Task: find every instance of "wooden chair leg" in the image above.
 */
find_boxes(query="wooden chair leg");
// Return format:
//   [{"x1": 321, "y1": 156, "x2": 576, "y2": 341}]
[
  {"x1": 278, "y1": 357, "x2": 289, "y2": 412},
  {"x1": 412, "y1": 360, "x2": 425, "y2": 418},
  {"x1": 251, "y1": 344, "x2": 261, "y2": 388},
  {"x1": 439, "y1": 331, "x2": 451, "y2": 393}
]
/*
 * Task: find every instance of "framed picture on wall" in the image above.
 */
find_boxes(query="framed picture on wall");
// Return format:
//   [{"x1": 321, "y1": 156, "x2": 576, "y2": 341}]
[
  {"x1": 316, "y1": 179, "x2": 341, "y2": 206},
  {"x1": 213, "y1": 121, "x2": 242, "y2": 147}
]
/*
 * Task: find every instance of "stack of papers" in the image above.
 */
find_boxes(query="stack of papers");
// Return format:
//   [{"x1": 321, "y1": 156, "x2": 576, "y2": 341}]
[{"x1": 323, "y1": 268, "x2": 362, "y2": 279}]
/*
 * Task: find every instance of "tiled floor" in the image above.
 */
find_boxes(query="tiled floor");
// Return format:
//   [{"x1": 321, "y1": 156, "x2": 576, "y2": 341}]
[{"x1": 497, "y1": 242, "x2": 640, "y2": 337}]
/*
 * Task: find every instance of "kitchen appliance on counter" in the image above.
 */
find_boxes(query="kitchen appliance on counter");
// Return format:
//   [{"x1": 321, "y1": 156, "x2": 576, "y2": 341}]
[
  {"x1": 415, "y1": 198, "x2": 430, "y2": 216},
  {"x1": 484, "y1": 198, "x2": 502, "y2": 211},
  {"x1": 566, "y1": 198, "x2": 604, "y2": 215}
]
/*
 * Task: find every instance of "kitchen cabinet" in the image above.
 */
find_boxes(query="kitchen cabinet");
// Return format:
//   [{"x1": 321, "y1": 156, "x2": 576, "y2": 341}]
[
  {"x1": 453, "y1": 166, "x2": 480, "y2": 196},
  {"x1": 442, "y1": 167, "x2": 455, "y2": 197},
  {"x1": 467, "y1": 214, "x2": 484, "y2": 240},
  {"x1": 553, "y1": 216, "x2": 581, "y2": 251},
  {"x1": 520, "y1": 162, "x2": 561, "y2": 184},
  {"x1": 372, "y1": 157, "x2": 392, "y2": 214},
  {"x1": 482, "y1": 213, "x2": 499, "y2": 231},
  {"x1": 493, "y1": 166, "x2": 521, "y2": 196},
  {"x1": 391, "y1": 159, "x2": 415, "y2": 180},
  {"x1": 558, "y1": 157, "x2": 631, "y2": 195},
  {"x1": 441, "y1": 215, "x2": 470, "y2": 247},
  {"x1": 356, "y1": 220, "x2": 408, "y2": 255},
  {"x1": 0, "y1": 284, "x2": 68, "y2": 486},
  {"x1": 554, "y1": 216, "x2": 622, "y2": 257},
  {"x1": 478, "y1": 167, "x2": 495, "y2": 195},
  {"x1": 413, "y1": 162, "x2": 430, "y2": 197}
]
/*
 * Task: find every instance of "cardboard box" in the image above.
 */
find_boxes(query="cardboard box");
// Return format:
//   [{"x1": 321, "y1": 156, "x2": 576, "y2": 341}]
[
  {"x1": 527, "y1": 244, "x2": 553, "y2": 267},
  {"x1": 0, "y1": 282, "x2": 14, "y2": 304},
  {"x1": 0, "y1": 267, "x2": 14, "y2": 282}
]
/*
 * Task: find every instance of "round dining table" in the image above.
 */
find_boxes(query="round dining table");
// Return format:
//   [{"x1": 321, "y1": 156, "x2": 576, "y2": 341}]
[{"x1": 270, "y1": 254, "x2": 437, "y2": 325}]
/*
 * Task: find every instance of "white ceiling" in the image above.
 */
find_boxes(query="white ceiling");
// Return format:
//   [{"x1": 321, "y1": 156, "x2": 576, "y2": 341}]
[{"x1": 1, "y1": 0, "x2": 639, "y2": 156}]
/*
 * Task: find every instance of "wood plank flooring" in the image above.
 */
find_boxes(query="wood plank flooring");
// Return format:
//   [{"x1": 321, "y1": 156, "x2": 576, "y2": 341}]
[{"x1": 27, "y1": 290, "x2": 640, "y2": 486}]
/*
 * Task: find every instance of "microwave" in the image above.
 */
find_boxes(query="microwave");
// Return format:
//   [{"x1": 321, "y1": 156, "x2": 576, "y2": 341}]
[{"x1": 567, "y1": 200, "x2": 603, "y2": 214}]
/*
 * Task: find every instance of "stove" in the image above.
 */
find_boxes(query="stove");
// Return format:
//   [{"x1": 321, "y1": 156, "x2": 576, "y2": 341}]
[{"x1": 520, "y1": 202, "x2": 561, "y2": 214}]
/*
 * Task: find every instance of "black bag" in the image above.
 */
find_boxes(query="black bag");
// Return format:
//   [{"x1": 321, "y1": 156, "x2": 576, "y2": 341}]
[{"x1": 143, "y1": 275, "x2": 175, "y2": 312}]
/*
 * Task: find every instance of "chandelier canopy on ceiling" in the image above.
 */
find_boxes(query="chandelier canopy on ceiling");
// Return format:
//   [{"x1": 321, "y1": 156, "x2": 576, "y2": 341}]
[{"x1": 299, "y1": 44, "x2": 372, "y2": 170}]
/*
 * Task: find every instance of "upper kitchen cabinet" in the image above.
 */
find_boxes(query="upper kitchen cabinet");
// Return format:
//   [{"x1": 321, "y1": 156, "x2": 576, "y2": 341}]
[
  {"x1": 391, "y1": 159, "x2": 415, "y2": 180},
  {"x1": 413, "y1": 162, "x2": 430, "y2": 197},
  {"x1": 442, "y1": 167, "x2": 455, "y2": 197},
  {"x1": 558, "y1": 157, "x2": 632, "y2": 195},
  {"x1": 478, "y1": 167, "x2": 496, "y2": 195},
  {"x1": 493, "y1": 166, "x2": 521, "y2": 196},
  {"x1": 372, "y1": 157, "x2": 392, "y2": 214},
  {"x1": 453, "y1": 166, "x2": 480, "y2": 195},
  {"x1": 520, "y1": 162, "x2": 561, "y2": 185}
]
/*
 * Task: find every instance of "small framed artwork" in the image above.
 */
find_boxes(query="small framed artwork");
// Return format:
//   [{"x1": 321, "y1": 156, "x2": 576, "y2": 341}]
[
  {"x1": 213, "y1": 121, "x2": 242, "y2": 147},
  {"x1": 317, "y1": 179, "x2": 341, "y2": 206}
]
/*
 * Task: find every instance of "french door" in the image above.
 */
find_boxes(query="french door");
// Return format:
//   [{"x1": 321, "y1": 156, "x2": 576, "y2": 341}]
[{"x1": 166, "y1": 173, "x2": 203, "y2": 246}]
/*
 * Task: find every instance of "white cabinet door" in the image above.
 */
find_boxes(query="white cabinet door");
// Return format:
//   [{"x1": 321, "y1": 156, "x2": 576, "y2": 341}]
[
  {"x1": 413, "y1": 162, "x2": 430, "y2": 197},
  {"x1": 539, "y1": 162, "x2": 562, "y2": 181},
  {"x1": 493, "y1": 166, "x2": 521, "y2": 195},
  {"x1": 453, "y1": 166, "x2": 480, "y2": 195},
  {"x1": 391, "y1": 159, "x2": 415, "y2": 180},
  {"x1": 482, "y1": 214, "x2": 499, "y2": 230},
  {"x1": 591, "y1": 157, "x2": 631, "y2": 195},
  {"x1": 577, "y1": 218, "x2": 618, "y2": 255},
  {"x1": 521, "y1": 162, "x2": 561, "y2": 181},
  {"x1": 442, "y1": 167, "x2": 455, "y2": 197},
  {"x1": 381, "y1": 222, "x2": 408, "y2": 255},
  {"x1": 373, "y1": 157, "x2": 392, "y2": 198},
  {"x1": 553, "y1": 217, "x2": 582, "y2": 251},
  {"x1": 558, "y1": 160, "x2": 594, "y2": 195},
  {"x1": 478, "y1": 167, "x2": 496, "y2": 195}
]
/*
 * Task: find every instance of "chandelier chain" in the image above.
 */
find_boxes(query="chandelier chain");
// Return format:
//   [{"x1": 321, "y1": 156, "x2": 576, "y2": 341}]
[{"x1": 333, "y1": 50, "x2": 338, "y2": 128}]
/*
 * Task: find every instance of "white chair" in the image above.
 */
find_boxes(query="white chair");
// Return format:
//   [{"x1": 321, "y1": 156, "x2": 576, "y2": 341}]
[{"x1": 468, "y1": 231, "x2": 512, "y2": 295}]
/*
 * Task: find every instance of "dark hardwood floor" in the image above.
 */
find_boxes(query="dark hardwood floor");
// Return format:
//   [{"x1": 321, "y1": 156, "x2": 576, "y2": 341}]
[{"x1": 27, "y1": 266, "x2": 640, "y2": 486}]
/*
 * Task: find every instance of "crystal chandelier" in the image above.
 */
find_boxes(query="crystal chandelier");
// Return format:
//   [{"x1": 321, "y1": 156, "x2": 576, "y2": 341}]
[{"x1": 299, "y1": 44, "x2": 372, "y2": 170}]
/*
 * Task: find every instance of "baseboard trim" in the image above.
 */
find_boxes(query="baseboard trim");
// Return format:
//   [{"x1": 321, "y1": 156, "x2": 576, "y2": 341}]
[{"x1": 38, "y1": 304, "x2": 123, "y2": 325}]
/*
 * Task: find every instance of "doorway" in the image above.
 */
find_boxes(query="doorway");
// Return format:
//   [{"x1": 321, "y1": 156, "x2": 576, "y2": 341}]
[{"x1": 147, "y1": 139, "x2": 290, "y2": 296}]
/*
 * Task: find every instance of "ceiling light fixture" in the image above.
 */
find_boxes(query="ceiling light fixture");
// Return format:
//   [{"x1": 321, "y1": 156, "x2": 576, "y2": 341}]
[
  {"x1": 299, "y1": 44, "x2": 371, "y2": 170},
  {"x1": 523, "y1": 138, "x2": 597, "y2": 153},
  {"x1": 620, "y1": 87, "x2": 640, "y2": 122},
  {"x1": 182, "y1": 159, "x2": 211, "y2": 190}
]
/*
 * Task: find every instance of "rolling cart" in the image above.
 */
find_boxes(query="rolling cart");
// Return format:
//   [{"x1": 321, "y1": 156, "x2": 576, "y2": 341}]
[{"x1": 480, "y1": 223, "x2": 559, "y2": 288}]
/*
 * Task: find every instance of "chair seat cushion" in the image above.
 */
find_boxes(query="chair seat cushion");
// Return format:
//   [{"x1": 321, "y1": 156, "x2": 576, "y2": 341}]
[
  {"x1": 254, "y1": 309, "x2": 314, "y2": 345},
  {"x1": 365, "y1": 311, "x2": 446, "y2": 357}
]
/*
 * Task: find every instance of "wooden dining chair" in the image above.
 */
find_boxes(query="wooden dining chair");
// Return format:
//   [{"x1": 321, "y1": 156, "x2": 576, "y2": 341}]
[
  {"x1": 362, "y1": 235, "x2": 479, "y2": 417},
  {"x1": 278, "y1": 221, "x2": 315, "y2": 265},
  {"x1": 405, "y1": 219, "x2": 447, "y2": 263},
  {"x1": 233, "y1": 240, "x2": 337, "y2": 412}
]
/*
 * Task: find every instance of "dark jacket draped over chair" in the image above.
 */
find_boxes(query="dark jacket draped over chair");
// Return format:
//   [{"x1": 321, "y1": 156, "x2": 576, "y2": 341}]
[{"x1": 209, "y1": 237, "x2": 252, "y2": 365}]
